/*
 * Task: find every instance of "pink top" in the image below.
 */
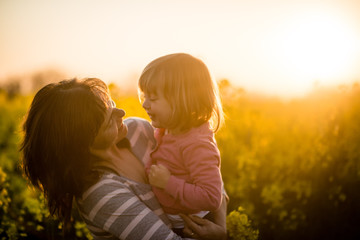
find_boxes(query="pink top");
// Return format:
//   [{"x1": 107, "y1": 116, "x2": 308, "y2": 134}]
[{"x1": 146, "y1": 122, "x2": 222, "y2": 214}]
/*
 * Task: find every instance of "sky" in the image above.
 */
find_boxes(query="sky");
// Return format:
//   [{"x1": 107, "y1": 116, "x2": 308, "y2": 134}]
[{"x1": 1, "y1": 0, "x2": 360, "y2": 98}]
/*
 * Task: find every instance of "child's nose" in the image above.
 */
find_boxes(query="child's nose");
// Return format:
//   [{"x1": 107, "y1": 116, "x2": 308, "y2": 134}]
[{"x1": 142, "y1": 99, "x2": 150, "y2": 110}]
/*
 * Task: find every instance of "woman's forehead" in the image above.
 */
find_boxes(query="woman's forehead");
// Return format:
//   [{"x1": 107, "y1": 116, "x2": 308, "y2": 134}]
[
  {"x1": 108, "y1": 99, "x2": 116, "y2": 108},
  {"x1": 109, "y1": 98, "x2": 116, "y2": 108},
  {"x1": 102, "y1": 100, "x2": 115, "y2": 123}
]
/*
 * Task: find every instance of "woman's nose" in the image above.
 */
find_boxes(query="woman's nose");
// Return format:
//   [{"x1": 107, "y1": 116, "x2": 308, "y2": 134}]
[{"x1": 114, "y1": 108, "x2": 125, "y2": 118}]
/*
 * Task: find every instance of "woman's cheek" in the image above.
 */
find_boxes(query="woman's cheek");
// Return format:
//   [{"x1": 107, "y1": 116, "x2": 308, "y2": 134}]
[
  {"x1": 117, "y1": 124, "x2": 128, "y2": 141},
  {"x1": 112, "y1": 124, "x2": 119, "y2": 139}
]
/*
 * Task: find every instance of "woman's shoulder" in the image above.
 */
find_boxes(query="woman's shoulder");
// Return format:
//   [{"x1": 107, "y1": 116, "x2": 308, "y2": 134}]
[
  {"x1": 124, "y1": 117, "x2": 152, "y2": 129},
  {"x1": 77, "y1": 173, "x2": 147, "y2": 209},
  {"x1": 124, "y1": 117, "x2": 154, "y2": 139},
  {"x1": 79, "y1": 172, "x2": 157, "y2": 206},
  {"x1": 79, "y1": 173, "x2": 129, "y2": 202},
  {"x1": 124, "y1": 117, "x2": 156, "y2": 165}
]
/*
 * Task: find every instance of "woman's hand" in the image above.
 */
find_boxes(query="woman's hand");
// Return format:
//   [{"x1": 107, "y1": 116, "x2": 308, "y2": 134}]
[
  {"x1": 148, "y1": 164, "x2": 171, "y2": 189},
  {"x1": 180, "y1": 194, "x2": 228, "y2": 240},
  {"x1": 180, "y1": 214, "x2": 227, "y2": 240}
]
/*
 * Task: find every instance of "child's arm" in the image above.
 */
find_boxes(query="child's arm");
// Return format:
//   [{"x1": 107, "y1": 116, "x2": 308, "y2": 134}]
[
  {"x1": 149, "y1": 141, "x2": 223, "y2": 212},
  {"x1": 148, "y1": 164, "x2": 171, "y2": 189}
]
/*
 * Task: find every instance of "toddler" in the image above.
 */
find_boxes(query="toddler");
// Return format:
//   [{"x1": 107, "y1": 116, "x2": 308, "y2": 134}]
[{"x1": 138, "y1": 53, "x2": 224, "y2": 230}]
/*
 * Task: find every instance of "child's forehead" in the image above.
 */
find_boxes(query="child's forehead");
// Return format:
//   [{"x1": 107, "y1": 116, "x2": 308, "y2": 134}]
[
  {"x1": 142, "y1": 87, "x2": 161, "y2": 97},
  {"x1": 142, "y1": 77, "x2": 165, "y2": 93}
]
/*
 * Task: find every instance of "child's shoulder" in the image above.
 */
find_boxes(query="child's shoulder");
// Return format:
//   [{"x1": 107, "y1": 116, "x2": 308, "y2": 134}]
[
  {"x1": 177, "y1": 122, "x2": 215, "y2": 145},
  {"x1": 187, "y1": 122, "x2": 213, "y2": 138}
]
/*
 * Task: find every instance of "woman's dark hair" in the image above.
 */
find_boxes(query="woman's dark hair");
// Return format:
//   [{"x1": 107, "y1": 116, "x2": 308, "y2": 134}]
[{"x1": 21, "y1": 78, "x2": 111, "y2": 224}]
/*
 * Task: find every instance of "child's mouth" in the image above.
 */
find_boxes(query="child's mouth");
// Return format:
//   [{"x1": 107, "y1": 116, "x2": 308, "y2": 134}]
[{"x1": 147, "y1": 113, "x2": 155, "y2": 120}]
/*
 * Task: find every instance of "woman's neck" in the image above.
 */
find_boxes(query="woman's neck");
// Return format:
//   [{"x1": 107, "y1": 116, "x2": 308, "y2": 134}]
[{"x1": 92, "y1": 145, "x2": 148, "y2": 184}]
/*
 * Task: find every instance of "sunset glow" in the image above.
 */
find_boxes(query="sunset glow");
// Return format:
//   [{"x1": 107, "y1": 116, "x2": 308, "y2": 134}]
[
  {"x1": 1, "y1": 0, "x2": 360, "y2": 98},
  {"x1": 272, "y1": 11, "x2": 358, "y2": 86}
]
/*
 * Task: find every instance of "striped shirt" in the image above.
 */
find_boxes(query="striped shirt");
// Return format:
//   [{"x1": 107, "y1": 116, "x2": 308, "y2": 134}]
[{"x1": 76, "y1": 117, "x2": 182, "y2": 240}]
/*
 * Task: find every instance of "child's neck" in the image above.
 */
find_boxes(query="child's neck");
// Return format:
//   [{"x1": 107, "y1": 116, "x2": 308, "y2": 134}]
[{"x1": 166, "y1": 127, "x2": 188, "y2": 135}]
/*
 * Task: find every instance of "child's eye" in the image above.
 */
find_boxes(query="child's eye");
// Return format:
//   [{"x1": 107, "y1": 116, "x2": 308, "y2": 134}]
[
  {"x1": 148, "y1": 94, "x2": 158, "y2": 101},
  {"x1": 140, "y1": 92, "x2": 158, "y2": 102}
]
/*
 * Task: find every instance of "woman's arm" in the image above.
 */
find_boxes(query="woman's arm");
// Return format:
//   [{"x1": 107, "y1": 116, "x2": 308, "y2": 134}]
[
  {"x1": 77, "y1": 173, "x2": 183, "y2": 240},
  {"x1": 180, "y1": 194, "x2": 227, "y2": 240}
]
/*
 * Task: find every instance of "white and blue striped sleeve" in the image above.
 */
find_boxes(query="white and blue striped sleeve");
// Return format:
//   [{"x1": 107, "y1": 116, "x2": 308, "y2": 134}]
[
  {"x1": 124, "y1": 117, "x2": 156, "y2": 166},
  {"x1": 77, "y1": 175, "x2": 182, "y2": 240}
]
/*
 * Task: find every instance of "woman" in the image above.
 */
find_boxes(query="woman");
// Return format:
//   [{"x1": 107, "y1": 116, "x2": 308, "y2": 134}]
[{"x1": 21, "y1": 78, "x2": 227, "y2": 239}]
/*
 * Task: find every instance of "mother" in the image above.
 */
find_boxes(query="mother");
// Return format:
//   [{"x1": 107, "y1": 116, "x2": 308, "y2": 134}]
[{"x1": 21, "y1": 78, "x2": 227, "y2": 239}]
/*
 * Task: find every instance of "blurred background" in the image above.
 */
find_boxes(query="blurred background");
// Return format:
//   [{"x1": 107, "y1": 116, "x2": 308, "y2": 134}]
[
  {"x1": 1, "y1": 0, "x2": 360, "y2": 97},
  {"x1": 1, "y1": 0, "x2": 360, "y2": 239}
]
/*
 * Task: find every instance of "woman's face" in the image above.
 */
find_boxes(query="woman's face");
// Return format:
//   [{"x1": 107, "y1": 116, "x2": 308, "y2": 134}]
[{"x1": 92, "y1": 101, "x2": 127, "y2": 150}]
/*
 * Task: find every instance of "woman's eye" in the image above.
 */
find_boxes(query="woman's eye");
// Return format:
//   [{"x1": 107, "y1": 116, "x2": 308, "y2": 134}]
[{"x1": 108, "y1": 117, "x2": 114, "y2": 126}]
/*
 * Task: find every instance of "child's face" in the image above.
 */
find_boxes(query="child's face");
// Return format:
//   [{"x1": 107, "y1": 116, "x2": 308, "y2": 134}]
[{"x1": 142, "y1": 89, "x2": 172, "y2": 130}]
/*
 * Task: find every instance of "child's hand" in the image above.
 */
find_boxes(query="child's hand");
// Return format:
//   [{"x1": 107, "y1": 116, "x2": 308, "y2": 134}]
[{"x1": 148, "y1": 164, "x2": 171, "y2": 189}]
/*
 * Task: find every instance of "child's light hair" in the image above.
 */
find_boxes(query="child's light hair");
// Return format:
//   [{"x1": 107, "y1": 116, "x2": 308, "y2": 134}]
[{"x1": 139, "y1": 53, "x2": 223, "y2": 132}]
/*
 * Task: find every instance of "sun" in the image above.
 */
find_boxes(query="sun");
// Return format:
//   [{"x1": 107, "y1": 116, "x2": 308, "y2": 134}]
[{"x1": 270, "y1": 10, "x2": 358, "y2": 89}]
